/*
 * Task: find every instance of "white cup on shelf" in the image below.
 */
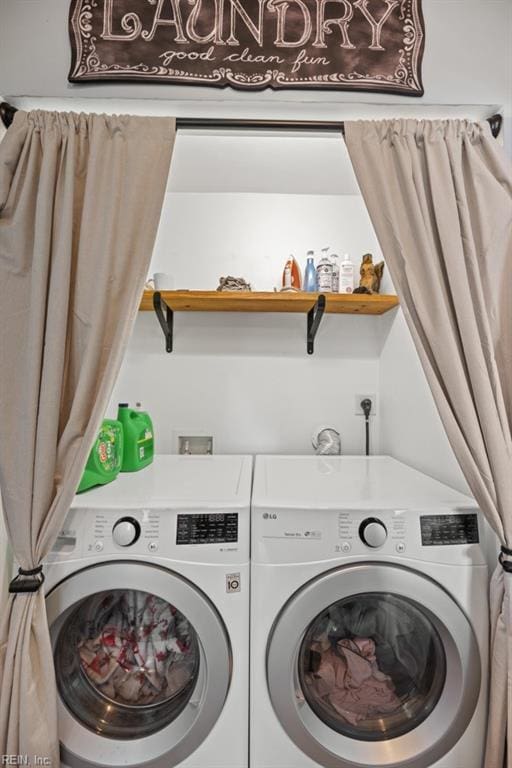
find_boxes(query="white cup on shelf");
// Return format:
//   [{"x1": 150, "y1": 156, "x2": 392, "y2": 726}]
[{"x1": 149, "y1": 272, "x2": 175, "y2": 291}]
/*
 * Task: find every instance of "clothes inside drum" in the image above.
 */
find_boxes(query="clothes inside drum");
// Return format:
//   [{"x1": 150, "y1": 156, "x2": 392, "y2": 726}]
[
  {"x1": 55, "y1": 589, "x2": 200, "y2": 739},
  {"x1": 299, "y1": 593, "x2": 447, "y2": 741}
]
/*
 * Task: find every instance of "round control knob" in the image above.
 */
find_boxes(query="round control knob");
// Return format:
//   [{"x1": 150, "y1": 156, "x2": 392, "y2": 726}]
[
  {"x1": 112, "y1": 517, "x2": 141, "y2": 547},
  {"x1": 359, "y1": 518, "x2": 388, "y2": 548}
]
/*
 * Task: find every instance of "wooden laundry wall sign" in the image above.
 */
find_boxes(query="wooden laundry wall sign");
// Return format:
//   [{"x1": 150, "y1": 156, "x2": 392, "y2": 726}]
[{"x1": 69, "y1": 0, "x2": 425, "y2": 95}]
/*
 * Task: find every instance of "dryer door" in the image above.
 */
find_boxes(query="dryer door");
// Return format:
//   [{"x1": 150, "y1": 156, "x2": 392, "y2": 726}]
[
  {"x1": 47, "y1": 561, "x2": 231, "y2": 768},
  {"x1": 267, "y1": 563, "x2": 481, "y2": 768}
]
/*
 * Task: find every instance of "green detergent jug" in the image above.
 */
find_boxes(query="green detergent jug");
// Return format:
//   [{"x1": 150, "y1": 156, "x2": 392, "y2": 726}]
[
  {"x1": 117, "y1": 403, "x2": 154, "y2": 472},
  {"x1": 77, "y1": 419, "x2": 124, "y2": 493}
]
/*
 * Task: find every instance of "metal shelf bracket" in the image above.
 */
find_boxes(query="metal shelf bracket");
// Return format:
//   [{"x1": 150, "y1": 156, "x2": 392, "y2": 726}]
[
  {"x1": 153, "y1": 291, "x2": 174, "y2": 353},
  {"x1": 307, "y1": 294, "x2": 326, "y2": 355}
]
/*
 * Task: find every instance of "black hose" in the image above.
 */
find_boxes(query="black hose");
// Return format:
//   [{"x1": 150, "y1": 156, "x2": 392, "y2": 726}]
[{"x1": 360, "y1": 398, "x2": 372, "y2": 456}]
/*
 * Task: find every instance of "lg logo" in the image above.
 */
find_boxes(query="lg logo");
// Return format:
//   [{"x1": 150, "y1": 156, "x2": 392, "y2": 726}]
[{"x1": 262, "y1": 512, "x2": 278, "y2": 520}]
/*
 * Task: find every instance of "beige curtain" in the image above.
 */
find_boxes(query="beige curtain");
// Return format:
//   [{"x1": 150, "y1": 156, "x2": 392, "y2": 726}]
[
  {"x1": 0, "y1": 114, "x2": 8, "y2": 619},
  {"x1": 0, "y1": 110, "x2": 175, "y2": 764},
  {"x1": 345, "y1": 119, "x2": 512, "y2": 768}
]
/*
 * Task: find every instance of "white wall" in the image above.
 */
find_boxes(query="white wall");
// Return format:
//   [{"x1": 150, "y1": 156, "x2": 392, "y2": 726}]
[
  {"x1": 110, "y1": 314, "x2": 381, "y2": 455},
  {"x1": 108, "y1": 191, "x2": 384, "y2": 455},
  {"x1": 150, "y1": 189, "x2": 380, "y2": 289},
  {"x1": 168, "y1": 129, "x2": 361, "y2": 196}
]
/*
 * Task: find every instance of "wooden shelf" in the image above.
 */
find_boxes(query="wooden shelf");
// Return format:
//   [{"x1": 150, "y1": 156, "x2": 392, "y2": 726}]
[
  {"x1": 140, "y1": 290, "x2": 399, "y2": 355},
  {"x1": 139, "y1": 290, "x2": 399, "y2": 315}
]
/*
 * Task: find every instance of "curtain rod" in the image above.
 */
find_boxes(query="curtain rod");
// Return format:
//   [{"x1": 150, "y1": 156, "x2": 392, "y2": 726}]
[
  {"x1": 0, "y1": 101, "x2": 504, "y2": 139},
  {"x1": 177, "y1": 117, "x2": 347, "y2": 134}
]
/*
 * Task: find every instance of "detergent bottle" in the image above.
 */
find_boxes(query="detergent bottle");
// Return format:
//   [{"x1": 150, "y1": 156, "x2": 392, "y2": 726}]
[
  {"x1": 117, "y1": 403, "x2": 155, "y2": 472},
  {"x1": 77, "y1": 419, "x2": 124, "y2": 493}
]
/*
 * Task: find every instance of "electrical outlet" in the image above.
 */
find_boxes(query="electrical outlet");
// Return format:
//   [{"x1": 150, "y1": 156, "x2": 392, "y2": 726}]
[{"x1": 355, "y1": 395, "x2": 377, "y2": 416}]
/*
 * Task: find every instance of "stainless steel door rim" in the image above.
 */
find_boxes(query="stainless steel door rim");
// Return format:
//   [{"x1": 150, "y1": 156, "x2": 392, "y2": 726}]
[
  {"x1": 47, "y1": 561, "x2": 232, "y2": 768},
  {"x1": 266, "y1": 562, "x2": 481, "y2": 768}
]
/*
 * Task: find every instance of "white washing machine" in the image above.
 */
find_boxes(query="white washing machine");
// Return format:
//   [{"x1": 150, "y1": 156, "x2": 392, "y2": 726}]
[
  {"x1": 251, "y1": 455, "x2": 488, "y2": 768},
  {"x1": 44, "y1": 455, "x2": 252, "y2": 768}
]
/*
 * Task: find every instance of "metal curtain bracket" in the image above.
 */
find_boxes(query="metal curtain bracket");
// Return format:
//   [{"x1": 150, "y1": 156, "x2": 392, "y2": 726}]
[
  {"x1": 307, "y1": 294, "x2": 326, "y2": 355},
  {"x1": 153, "y1": 291, "x2": 174, "y2": 353}
]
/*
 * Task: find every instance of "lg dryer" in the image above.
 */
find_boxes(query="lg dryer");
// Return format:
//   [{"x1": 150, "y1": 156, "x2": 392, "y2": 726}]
[
  {"x1": 45, "y1": 454, "x2": 252, "y2": 768},
  {"x1": 251, "y1": 455, "x2": 488, "y2": 768}
]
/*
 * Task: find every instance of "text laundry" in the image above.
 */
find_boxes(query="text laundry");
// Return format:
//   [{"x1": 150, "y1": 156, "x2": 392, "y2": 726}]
[{"x1": 103, "y1": 0, "x2": 400, "y2": 52}]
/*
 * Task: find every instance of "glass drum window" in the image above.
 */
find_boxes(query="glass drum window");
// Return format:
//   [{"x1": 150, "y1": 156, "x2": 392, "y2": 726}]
[
  {"x1": 54, "y1": 589, "x2": 200, "y2": 740},
  {"x1": 298, "y1": 592, "x2": 446, "y2": 742}
]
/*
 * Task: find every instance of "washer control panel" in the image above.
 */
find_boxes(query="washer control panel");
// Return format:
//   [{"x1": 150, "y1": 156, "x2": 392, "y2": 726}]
[
  {"x1": 49, "y1": 506, "x2": 249, "y2": 564},
  {"x1": 176, "y1": 513, "x2": 238, "y2": 545}
]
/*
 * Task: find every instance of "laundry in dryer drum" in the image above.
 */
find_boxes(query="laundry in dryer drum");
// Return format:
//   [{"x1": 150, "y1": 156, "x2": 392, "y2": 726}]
[
  {"x1": 77, "y1": 419, "x2": 123, "y2": 493},
  {"x1": 305, "y1": 636, "x2": 400, "y2": 725},
  {"x1": 300, "y1": 593, "x2": 443, "y2": 739}
]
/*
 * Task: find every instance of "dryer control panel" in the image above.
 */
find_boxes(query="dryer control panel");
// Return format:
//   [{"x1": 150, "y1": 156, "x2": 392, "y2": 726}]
[{"x1": 252, "y1": 506, "x2": 484, "y2": 566}]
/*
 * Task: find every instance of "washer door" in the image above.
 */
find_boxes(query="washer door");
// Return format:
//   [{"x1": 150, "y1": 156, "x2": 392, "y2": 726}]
[
  {"x1": 47, "y1": 562, "x2": 231, "y2": 768},
  {"x1": 267, "y1": 564, "x2": 481, "y2": 768}
]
